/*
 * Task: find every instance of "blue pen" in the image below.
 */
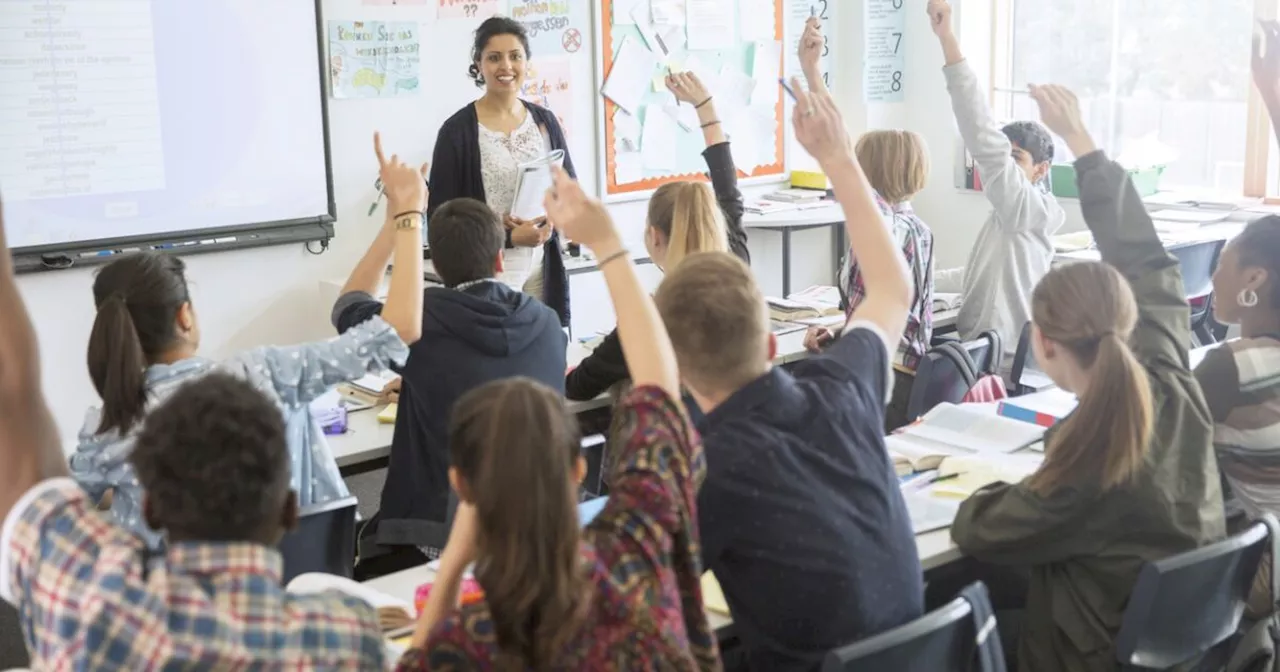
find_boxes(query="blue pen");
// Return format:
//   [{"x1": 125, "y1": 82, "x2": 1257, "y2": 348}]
[{"x1": 779, "y1": 77, "x2": 799, "y2": 102}]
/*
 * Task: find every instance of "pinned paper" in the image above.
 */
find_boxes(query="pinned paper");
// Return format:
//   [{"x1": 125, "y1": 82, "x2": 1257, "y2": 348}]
[
  {"x1": 438, "y1": 0, "x2": 500, "y2": 20},
  {"x1": 740, "y1": 0, "x2": 775, "y2": 41},
  {"x1": 615, "y1": 151, "x2": 645, "y2": 184},
  {"x1": 686, "y1": 0, "x2": 734, "y2": 50},
  {"x1": 602, "y1": 35, "x2": 660, "y2": 114},
  {"x1": 664, "y1": 100, "x2": 700, "y2": 133},
  {"x1": 651, "y1": 0, "x2": 687, "y2": 25},
  {"x1": 614, "y1": 0, "x2": 648, "y2": 26},
  {"x1": 632, "y1": 3, "x2": 670, "y2": 55},
  {"x1": 520, "y1": 57, "x2": 574, "y2": 138},
  {"x1": 717, "y1": 66, "x2": 755, "y2": 110},
  {"x1": 640, "y1": 106, "x2": 678, "y2": 171},
  {"x1": 615, "y1": 108, "x2": 642, "y2": 151},
  {"x1": 749, "y1": 41, "x2": 783, "y2": 107}
]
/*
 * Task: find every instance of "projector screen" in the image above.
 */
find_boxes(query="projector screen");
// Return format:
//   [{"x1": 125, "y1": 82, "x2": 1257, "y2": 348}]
[{"x1": 0, "y1": 0, "x2": 333, "y2": 255}]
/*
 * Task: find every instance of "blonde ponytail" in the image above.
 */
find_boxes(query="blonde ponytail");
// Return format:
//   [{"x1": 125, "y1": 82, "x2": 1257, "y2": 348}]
[
  {"x1": 648, "y1": 182, "x2": 728, "y2": 271},
  {"x1": 1027, "y1": 263, "x2": 1153, "y2": 496}
]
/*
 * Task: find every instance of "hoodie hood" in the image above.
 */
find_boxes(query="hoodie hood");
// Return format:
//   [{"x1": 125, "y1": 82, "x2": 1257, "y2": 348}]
[{"x1": 423, "y1": 281, "x2": 559, "y2": 358}]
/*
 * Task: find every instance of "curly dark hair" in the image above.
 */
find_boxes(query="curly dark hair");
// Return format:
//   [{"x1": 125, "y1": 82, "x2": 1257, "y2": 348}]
[
  {"x1": 130, "y1": 372, "x2": 291, "y2": 543},
  {"x1": 469, "y1": 16, "x2": 530, "y2": 88},
  {"x1": 1002, "y1": 120, "x2": 1055, "y2": 166}
]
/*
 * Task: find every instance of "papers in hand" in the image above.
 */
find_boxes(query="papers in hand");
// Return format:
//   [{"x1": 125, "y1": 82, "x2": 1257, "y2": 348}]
[{"x1": 510, "y1": 149, "x2": 565, "y2": 222}]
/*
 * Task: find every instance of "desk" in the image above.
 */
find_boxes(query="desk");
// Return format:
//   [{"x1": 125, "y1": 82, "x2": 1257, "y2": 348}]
[
  {"x1": 743, "y1": 203, "x2": 845, "y2": 297},
  {"x1": 1053, "y1": 222, "x2": 1245, "y2": 264}
]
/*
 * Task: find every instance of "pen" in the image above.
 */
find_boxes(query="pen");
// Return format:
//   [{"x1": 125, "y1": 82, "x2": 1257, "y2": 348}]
[
  {"x1": 811, "y1": 5, "x2": 816, "y2": 17},
  {"x1": 367, "y1": 179, "x2": 385, "y2": 216},
  {"x1": 779, "y1": 77, "x2": 799, "y2": 102},
  {"x1": 933, "y1": 472, "x2": 965, "y2": 483}
]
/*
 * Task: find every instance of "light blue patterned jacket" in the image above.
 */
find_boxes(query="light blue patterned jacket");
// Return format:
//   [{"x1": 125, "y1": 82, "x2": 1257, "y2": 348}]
[{"x1": 69, "y1": 316, "x2": 407, "y2": 548}]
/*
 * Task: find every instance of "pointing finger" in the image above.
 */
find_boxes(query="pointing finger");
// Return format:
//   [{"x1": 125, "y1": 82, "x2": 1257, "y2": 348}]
[{"x1": 373, "y1": 132, "x2": 387, "y2": 166}]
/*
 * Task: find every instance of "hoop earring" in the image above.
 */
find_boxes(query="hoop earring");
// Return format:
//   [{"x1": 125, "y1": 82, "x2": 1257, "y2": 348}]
[{"x1": 1239, "y1": 288, "x2": 1259, "y2": 308}]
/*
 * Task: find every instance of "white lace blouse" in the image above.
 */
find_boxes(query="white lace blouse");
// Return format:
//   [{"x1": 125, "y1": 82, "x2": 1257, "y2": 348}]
[{"x1": 477, "y1": 110, "x2": 551, "y2": 295}]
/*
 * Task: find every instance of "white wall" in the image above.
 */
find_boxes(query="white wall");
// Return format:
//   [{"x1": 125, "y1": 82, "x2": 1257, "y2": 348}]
[{"x1": 20, "y1": 0, "x2": 1039, "y2": 446}]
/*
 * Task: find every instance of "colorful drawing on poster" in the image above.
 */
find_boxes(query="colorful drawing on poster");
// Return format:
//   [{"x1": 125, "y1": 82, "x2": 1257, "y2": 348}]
[
  {"x1": 328, "y1": 21, "x2": 421, "y2": 99},
  {"x1": 438, "y1": 0, "x2": 503, "y2": 20},
  {"x1": 520, "y1": 56, "x2": 573, "y2": 138},
  {"x1": 509, "y1": 0, "x2": 591, "y2": 56}
]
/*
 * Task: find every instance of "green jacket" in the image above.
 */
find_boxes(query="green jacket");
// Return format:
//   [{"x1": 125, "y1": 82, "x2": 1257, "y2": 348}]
[{"x1": 951, "y1": 150, "x2": 1226, "y2": 672}]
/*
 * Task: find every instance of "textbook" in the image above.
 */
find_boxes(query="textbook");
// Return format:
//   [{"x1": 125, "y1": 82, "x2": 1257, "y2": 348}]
[
  {"x1": 762, "y1": 187, "x2": 827, "y2": 203},
  {"x1": 996, "y1": 388, "x2": 1077, "y2": 428},
  {"x1": 932, "y1": 292, "x2": 963, "y2": 312},
  {"x1": 885, "y1": 403, "x2": 1046, "y2": 475}
]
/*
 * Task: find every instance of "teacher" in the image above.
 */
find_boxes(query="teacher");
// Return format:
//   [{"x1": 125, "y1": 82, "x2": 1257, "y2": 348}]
[{"x1": 428, "y1": 16, "x2": 573, "y2": 328}]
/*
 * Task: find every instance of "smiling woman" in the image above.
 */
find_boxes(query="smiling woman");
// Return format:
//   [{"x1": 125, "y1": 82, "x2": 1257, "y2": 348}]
[{"x1": 426, "y1": 16, "x2": 575, "y2": 328}]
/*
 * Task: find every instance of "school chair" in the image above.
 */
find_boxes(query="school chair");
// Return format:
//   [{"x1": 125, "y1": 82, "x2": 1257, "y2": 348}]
[
  {"x1": 581, "y1": 433, "x2": 607, "y2": 498},
  {"x1": 821, "y1": 581, "x2": 1005, "y2": 671},
  {"x1": 906, "y1": 331, "x2": 1003, "y2": 421},
  {"x1": 1114, "y1": 518, "x2": 1268, "y2": 670},
  {"x1": 1170, "y1": 240, "x2": 1225, "y2": 347},
  {"x1": 1009, "y1": 322, "x2": 1054, "y2": 396},
  {"x1": 279, "y1": 495, "x2": 358, "y2": 584}
]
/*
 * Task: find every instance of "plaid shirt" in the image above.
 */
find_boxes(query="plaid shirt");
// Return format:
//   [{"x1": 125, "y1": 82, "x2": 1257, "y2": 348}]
[
  {"x1": 840, "y1": 193, "x2": 934, "y2": 371},
  {"x1": 1, "y1": 479, "x2": 385, "y2": 670}
]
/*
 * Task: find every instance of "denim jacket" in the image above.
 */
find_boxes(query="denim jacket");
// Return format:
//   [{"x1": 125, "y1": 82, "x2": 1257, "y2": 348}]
[{"x1": 70, "y1": 316, "x2": 408, "y2": 547}]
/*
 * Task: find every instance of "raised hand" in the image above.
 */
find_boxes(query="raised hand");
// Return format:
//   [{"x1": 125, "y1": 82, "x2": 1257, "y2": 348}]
[
  {"x1": 799, "y1": 17, "x2": 823, "y2": 74},
  {"x1": 665, "y1": 71, "x2": 711, "y2": 106},
  {"x1": 1254, "y1": 21, "x2": 1280, "y2": 96},
  {"x1": 927, "y1": 0, "x2": 954, "y2": 38},
  {"x1": 373, "y1": 132, "x2": 428, "y2": 214},
  {"x1": 543, "y1": 167, "x2": 620, "y2": 253},
  {"x1": 510, "y1": 217, "x2": 554, "y2": 248},
  {"x1": 1029, "y1": 84, "x2": 1096, "y2": 157},
  {"x1": 790, "y1": 77, "x2": 853, "y2": 167}
]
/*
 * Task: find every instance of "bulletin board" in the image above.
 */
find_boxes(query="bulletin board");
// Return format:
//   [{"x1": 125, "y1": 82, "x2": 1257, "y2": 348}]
[{"x1": 593, "y1": 0, "x2": 791, "y2": 201}]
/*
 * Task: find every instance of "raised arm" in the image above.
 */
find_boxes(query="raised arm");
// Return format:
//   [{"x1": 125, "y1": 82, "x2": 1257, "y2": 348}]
[
  {"x1": 792, "y1": 79, "x2": 912, "y2": 346},
  {"x1": 0, "y1": 195, "x2": 68, "y2": 526},
  {"x1": 798, "y1": 16, "x2": 828, "y2": 95},
  {"x1": 544, "y1": 169, "x2": 680, "y2": 399},
  {"x1": 1031, "y1": 84, "x2": 1189, "y2": 366},
  {"x1": 666, "y1": 71, "x2": 749, "y2": 263}
]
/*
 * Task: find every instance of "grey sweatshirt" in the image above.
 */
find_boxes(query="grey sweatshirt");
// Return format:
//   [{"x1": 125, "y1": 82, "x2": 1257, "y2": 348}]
[{"x1": 942, "y1": 61, "x2": 1065, "y2": 371}]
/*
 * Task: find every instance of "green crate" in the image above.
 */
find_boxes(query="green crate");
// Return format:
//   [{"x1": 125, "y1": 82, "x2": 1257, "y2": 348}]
[{"x1": 1050, "y1": 163, "x2": 1165, "y2": 199}]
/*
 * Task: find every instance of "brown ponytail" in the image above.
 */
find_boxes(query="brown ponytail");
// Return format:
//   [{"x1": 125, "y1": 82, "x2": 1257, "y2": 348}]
[
  {"x1": 87, "y1": 253, "x2": 192, "y2": 435},
  {"x1": 647, "y1": 181, "x2": 728, "y2": 272},
  {"x1": 449, "y1": 378, "x2": 589, "y2": 669},
  {"x1": 1026, "y1": 262, "x2": 1153, "y2": 495}
]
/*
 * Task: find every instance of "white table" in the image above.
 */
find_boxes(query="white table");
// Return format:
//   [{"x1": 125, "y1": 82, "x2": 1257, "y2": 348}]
[{"x1": 743, "y1": 203, "x2": 845, "y2": 297}]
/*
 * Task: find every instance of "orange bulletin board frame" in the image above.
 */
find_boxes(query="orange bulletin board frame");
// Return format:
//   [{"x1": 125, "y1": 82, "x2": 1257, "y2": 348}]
[{"x1": 595, "y1": 0, "x2": 788, "y2": 200}]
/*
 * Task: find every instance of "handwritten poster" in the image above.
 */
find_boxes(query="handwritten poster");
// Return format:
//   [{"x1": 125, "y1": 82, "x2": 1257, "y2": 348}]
[
  {"x1": 328, "y1": 21, "x2": 421, "y2": 99},
  {"x1": 363, "y1": 0, "x2": 429, "y2": 5},
  {"x1": 784, "y1": 0, "x2": 830, "y2": 90},
  {"x1": 509, "y1": 0, "x2": 591, "y2": 56},
  {"x1": 520, "y1": 57, "x2": 574, "y2": 137},
  {"x1": 438, "y1": 0, "x2": 503, "y2": 20},
  {"x1": 864, "y1": 0, "x2": 906, "y2": 102}
]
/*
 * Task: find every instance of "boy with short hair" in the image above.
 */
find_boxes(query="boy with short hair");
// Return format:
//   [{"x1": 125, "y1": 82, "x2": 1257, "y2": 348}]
[
  {"x1": 654, "y1": 82, "x2": 923, "y2": 671},
  {"x1": 929, "y1": 0, "x2": 1065, "y2": 372},
  {"x1": 334, "y1": 196, "x2": 567, "y2": 567}
]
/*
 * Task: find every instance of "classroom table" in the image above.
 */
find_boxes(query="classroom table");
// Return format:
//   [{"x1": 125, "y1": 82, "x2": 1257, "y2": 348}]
[
  {"x1": 1053, "y1": 221, "x2": 1245, "y2": 265},
  {"x1": 743, "y1": 203, "x2": 846, "y2": 297}
]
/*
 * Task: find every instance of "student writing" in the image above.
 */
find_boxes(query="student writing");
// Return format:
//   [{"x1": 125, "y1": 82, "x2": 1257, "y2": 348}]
[
  {"x1": 395, "y1": 167, "x2": 717, "y2": 670},
  {"x1": 69, "y1": 133, "x2": 422, "y2": 549},
  {"x1": 948, "y1": 83, "x2": 1225, "y2": 671},
  {"x1": 928, "y1": 0, "x2": 1065, "y2": 374},
  {"x1": 565, "y1": 69, "x2": 750, "y2": 403},
  {"x1": 654, "y1": 79, "x2": 923, "y2": 672},
  {"x1": 0, "y1": 154, "x2": 429, "y2": 667}
]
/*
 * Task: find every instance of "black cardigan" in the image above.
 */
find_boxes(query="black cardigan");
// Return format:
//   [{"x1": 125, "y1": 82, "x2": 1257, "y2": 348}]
[
  {"x1": 427, "y1": 100, "x2": 574, "y2": 328},
  {"x1": 564, "y1": 142, "x2": 751, "y2": 401}
]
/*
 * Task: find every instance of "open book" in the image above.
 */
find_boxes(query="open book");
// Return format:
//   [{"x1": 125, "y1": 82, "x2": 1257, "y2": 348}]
[
  {"x1": 767, "y1": 285, "x2": 843, "y2": 321},
  {"x1": 886, "y1": 403, "x2": 1046, "y2": 475},
  {"x1": 932, "y1": 292, "x2": 963, "y2": 312}
]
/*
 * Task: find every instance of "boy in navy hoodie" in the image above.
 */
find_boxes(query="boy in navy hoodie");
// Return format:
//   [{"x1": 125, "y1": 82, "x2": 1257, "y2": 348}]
[{"x1": 333, "y1": 196, "x2": 567, "y2": 573}]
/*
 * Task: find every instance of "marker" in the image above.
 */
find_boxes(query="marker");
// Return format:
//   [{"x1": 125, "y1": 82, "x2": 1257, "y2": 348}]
[
  {"x1": 77, "y1": 250, "x2": 113, "y2": 259},
  {"x1": 811, "y1": 5, "x2": 816, "y2": 17},
  {"x1": 779, "y1": 77, "x2": 799, "y2": 102}
]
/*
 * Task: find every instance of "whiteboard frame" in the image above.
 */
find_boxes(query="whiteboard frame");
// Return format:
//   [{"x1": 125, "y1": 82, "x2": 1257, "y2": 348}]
[{"x1": 592, "y1": 1, "x2": 792, "y2": 204}]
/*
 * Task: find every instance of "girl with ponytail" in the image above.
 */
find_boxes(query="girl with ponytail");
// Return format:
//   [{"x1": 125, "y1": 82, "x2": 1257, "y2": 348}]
[
  {"x1": 947, "y1": 84, "x2": 1224, "y2": 671},
  {"x1": 565, "y1": 69, "x2": 749, "y2": 402},
  {"x1": 71, "y1": 134, "x2": 428, "y2": 547}
]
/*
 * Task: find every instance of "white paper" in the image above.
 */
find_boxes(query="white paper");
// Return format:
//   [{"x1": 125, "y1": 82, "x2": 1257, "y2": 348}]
[
  {"x1": 785, "y1": 0, "x2": 831, "y2": 85},
  {"x1": 510, "y1": 150, "x2": 564, "y2": 221},
  {"x1": 717, "y1": 66, "x2": 755, "y2": 109},
  {"x1": 749, "y1": 40, "x2": 783, "y2": 107},
  {"x1": 631, "y1": 3, "x2": 670, "y2": 56},
  {"x1": 686, "y1": 0, "x2": 734, "y2": 50},
  {"x1": 640, "y1": 107, "x2": 679, "y2": 171},
  {"x1": 650, "y1": 0, "x2": 686, "y2": 25},
  {"x1": 614, "y1": 108, "x2": 642, "y2": 151},
  {"x1": 740, "y1": 0, "x2": 775, "y2": 41},
  {"x1": 727, "y1": 114, "x2": 761, "y2": 172},
  {"x1": 615, "y1": 151, "x2": 645, "y2": 184},
  {"x1": 900, "y1": 403, "x2": 1046, "y2": 454},
  {"x1": 864, "y1": 0, "x2": 906, "y2": 102},
  {"x1": 658, "y1": 25, "x2": 686, "y2": 53},
  {"x1": 664, "y1": 101, "x2": 700, "y2": 133},
  {"x1": 614, "y1": 0, "x2": 648, "y2": 25},
  {"x1": 602, "y1": 35, "x2": 660, "y2": 114},
  {"x1": 683, "y1": 54, "x2": 719, "y2": 90}
]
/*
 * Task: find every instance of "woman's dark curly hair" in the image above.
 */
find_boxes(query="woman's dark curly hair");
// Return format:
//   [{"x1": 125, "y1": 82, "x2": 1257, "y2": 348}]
[{"x1": 469, "y1": 16, "x2": 531, "y2": 88}]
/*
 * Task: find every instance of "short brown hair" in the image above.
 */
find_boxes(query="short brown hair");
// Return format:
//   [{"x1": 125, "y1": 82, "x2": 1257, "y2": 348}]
[
  {"x1": 855, "y1": 130, "x2": 930, "y2": 204},
  {"x1": 654, "y1": 252, "x2": 769, "y2": 394},
  {"x1": 427, "y1": 198, "x2": 504, "y2": 287}
]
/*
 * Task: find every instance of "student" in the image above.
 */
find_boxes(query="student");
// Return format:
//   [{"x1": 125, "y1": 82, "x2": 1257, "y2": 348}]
[
  {"x1": 70, "y1": 134, "x2": 421, "y2": 548},
  {"x1": 654, "y1": 81, "x2": 922, "y2": 671},
  {"x1": 948, "y1": 84, "x2": 1225, "y2": 671},
  {"x1": 334, "y1": 183, "x2": 567, "y2": 571},
  {"x1": 394, "y1": 167, "x2": 718, "y2": 670},
  {"x1": 928, "y1": 0, "x2": 1065, "y2": 373},
  {"x1": 0, "y1": 198, "x2": 390, "y2": 667},
  {"x1": 428, "y1": 16, "x2": 572, "y2": 326},
  {"x1": 565, "y1": 70, "x2": 749, "y2": 402}
]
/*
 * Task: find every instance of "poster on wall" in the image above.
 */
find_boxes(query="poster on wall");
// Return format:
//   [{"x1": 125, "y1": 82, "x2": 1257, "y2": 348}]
[
  {"x1": 509, "y1": 0, "x2": 591, "y2": 57},
  {"x1": 328, "y1": 21, "x2": 421, "y2": 99},
  {"x1": 520, "y1": 56, "x2": 574, "y2": 138},
  {"x1": 864, "y1": 0, "x2": 906, "y2": 102},
  {"x1": 438, "y1": 0, "x2": 504, "y2": 20},
  {"x1": 363, "y1": 0, "x2": 429, "y2": 5}
]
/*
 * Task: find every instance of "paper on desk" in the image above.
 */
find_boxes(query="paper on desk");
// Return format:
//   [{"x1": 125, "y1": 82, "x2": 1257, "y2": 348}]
[
  {"x1": 615, "y1": 150, "x2": 645, "y2": 184},
  {"x1": 615, "y1": 108, "x2": 642, "y2": 150},
  {"x1": 931, "y1": 453, "x2": 1043, "y2": 499},
  {"x1": 740, "y1": 0, "x2": 775, "y2": 41},
  {"x1": 749, "y1": 40, "x2": 783, "y2": 107},
  {"x1": 686, "y1": 0, "x2": 734, "y2": 50},
  {"x1": 288, "y1": 573, "x2": 413, "y2": 611},
  {"x1": 603, "y1": 35, "x2": 659, "y2": 114},
  {"x1": 641, "y1": 106, "x2": 679, "y2": 171}
]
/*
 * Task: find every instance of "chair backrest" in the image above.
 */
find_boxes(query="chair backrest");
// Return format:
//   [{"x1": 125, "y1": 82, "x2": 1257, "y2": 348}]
[
  {"x1": 278, "y1": 496, "x2": 358, "y2": 584},
  {"x1": 1115, "y1": 521, "x2": 1269, "y2": 669},
  {"x1": 956, "y1": 330, "x2": 1002, "y2": 377},
  {"x1": 1010, "y1": 322, "x2": 1034, "y2": 388},
  {"x1": 821, "y1": 592, "x2": 983, "y2": 671},
  {"x1": 906, "y1": 331, "x2": 1001, "y2": 421},
  {"x1": 1171, "y1": 239, "x2": 1225, "y2": 301}
]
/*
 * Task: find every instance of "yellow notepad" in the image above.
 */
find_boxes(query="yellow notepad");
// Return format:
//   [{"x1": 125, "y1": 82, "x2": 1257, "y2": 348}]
[
  {"x1": 377, "y1": 403, "x2": 398, "y2": 424},
  {"x1": 701, "y1": 572, "x2": 730, "y2": 615}
]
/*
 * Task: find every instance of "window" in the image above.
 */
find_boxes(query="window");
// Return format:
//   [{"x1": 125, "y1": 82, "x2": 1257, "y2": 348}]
[{"x1": 981, "y1": 0, "x2": 1272, "y2": 197}]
